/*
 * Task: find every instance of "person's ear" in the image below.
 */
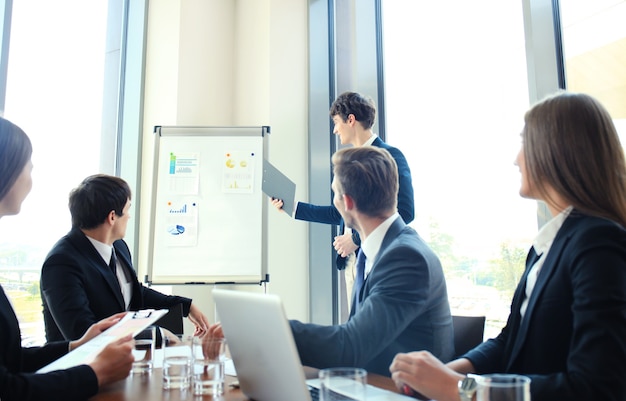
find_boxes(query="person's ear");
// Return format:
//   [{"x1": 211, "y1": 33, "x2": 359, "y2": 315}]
[
  {"x1": 343, "y1": 194, "x2": 355, "y2": 211},
  {"x1": 347, "y1": 114, "x2": 356, "y2": 126},
  {"x1": 107, "y1": 210, "x2": 117, "y2": 225}
]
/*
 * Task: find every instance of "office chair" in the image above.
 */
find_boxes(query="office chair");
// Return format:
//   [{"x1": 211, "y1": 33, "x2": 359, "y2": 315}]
[
  {"x1": 154, "y1": 303, "x2": 184, "y2": 335},
  {"x1": 452, "y1": 315, "x2": 486, "y2": 359}
]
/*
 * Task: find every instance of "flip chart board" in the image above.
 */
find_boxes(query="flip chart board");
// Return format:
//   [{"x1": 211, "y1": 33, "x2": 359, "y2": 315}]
[{"x1": 146, "y1": 126, "x2": 269, "y2": 284}]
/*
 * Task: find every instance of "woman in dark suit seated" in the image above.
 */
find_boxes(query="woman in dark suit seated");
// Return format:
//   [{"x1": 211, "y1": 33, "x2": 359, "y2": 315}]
[
  {"x1": 0, "y1": 117, "x2": 135, "y2": 401},
  {"x1": 389, "y1": 92, "x2": 626, "y2": 401}
]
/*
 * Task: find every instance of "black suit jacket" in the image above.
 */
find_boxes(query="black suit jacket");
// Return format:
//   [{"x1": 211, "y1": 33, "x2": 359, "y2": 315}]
[
  {"x1": 464, "y1": 212, "x2": 626, "y2": 401},
  {"x1": 295, "y1": 137, "x2": 415, "y2": 269},
  {"x1": 1, "y1": 286, "x2": 98, "y2": 401},
  {"x1": 40, "y1": 227, "x2": 192, "y2": 341}
]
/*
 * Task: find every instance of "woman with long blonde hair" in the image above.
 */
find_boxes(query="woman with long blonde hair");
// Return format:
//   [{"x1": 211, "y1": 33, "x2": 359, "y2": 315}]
[{"x1": 390, "y1": 92, "x2": 626, "y2": 401}]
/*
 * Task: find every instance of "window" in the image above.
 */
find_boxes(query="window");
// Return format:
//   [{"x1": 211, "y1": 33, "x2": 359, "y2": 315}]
[
  {"x1": 308, "y1": 0, "x2": 621, "y2": 331},
  {"x1": 0, "y1": 0, "x2": 109, "y2": 345},
  {"x1": 560, "y1": 0, "x2": 626, "y2": 140},
  {"x1": 381, "y1": 0, "x2": 536, "y2": 338}
]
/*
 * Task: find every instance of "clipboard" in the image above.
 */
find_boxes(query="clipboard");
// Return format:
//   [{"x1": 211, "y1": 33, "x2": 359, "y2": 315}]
[
  {"x1": 37, "y1": 309, "x2": 168, "y2": 373},
  {"x1": 262, "y1": 159, "x2": 296, "y2": 216}
]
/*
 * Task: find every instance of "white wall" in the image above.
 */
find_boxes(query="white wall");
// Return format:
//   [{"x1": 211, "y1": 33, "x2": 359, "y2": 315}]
[{"x1": 137, "y1": 0, "x2": 310, "y2": 331}]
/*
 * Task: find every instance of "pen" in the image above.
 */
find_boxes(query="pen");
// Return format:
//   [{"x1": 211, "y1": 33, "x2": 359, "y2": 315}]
[
  {"x1": 402, "y1": 384, "x2": 423, "y2": 399},
  {"x1": 402, "y1": 384, "x2": 413, "y2": 395}
]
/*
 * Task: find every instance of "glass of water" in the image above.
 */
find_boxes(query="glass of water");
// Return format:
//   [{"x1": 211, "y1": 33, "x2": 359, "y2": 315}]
[
  {"x1": 475, "y1": 374, "x2": 531, "y2": 401},
  {"x1": 191, "y1": 335, "x2": 227, "y2": 395},
  {"x1": 319, "y1": 367, "x2": 367, "y2": 401},
  {"x1": 131, "y1": 325, "x2": 156, "y2": 375},
  {"x1": 162, "y1": 334, "x2": 193, "y2": 390}
]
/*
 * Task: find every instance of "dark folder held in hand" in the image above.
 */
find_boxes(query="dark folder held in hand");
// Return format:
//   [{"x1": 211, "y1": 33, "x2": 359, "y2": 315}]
[{"x1": 262, "y1": 159, "x2": 296, "y2": 216}]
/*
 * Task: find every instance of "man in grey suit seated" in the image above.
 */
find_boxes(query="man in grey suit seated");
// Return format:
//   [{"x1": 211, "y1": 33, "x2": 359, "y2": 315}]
[{"x1": 289, "y1": 146, "x2": 453, "y2": 376}]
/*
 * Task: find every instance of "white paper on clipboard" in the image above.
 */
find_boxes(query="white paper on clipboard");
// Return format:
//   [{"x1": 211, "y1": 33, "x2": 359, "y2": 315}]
[
  {"x1": 37, "y1": 309, "x2": 168, "y2": 373},
  {"x1": 262, "y1": 159, "x2": 296, "y2": 216}
]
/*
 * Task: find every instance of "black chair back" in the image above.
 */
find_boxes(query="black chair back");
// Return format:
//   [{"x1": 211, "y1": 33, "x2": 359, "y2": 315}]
[
  {"x1": 155, "y1": 303, "x2": 184, "y2": 335},
  {"x1": 452, "y1": 315, "x2": 486, "y2": 358}
]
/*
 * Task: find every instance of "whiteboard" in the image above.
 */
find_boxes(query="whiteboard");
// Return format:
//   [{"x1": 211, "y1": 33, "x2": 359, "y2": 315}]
[{"x1": 146, "y1": 126, "x2": 269, "y2": 284}]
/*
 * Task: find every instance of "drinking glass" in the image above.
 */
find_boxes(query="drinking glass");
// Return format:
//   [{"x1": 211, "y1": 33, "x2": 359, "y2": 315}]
[
  {"x1": 475, "y1": 374, "x2": 531, "y2": 401},
  {"x1": 131, "y1": 325, "x2": 156, "y2": 374},
  {"x1": 319, "y1": 367, "x2": 367, "y2": 401},
  {"x1": 162, "y1": 334, "x2": 193, "y2": 390},
  {"x1": 191, "y1": 335, "x2": 227, "y2": 395}
]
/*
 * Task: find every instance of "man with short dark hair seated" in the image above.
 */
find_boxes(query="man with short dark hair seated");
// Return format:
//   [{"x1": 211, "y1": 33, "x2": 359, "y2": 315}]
[
  {"x1": 289, "y1": 146, "x2": 453, "y2": 376},
  {"x1": 40, "y1": 174, "x2": 213, "y2": 342}
]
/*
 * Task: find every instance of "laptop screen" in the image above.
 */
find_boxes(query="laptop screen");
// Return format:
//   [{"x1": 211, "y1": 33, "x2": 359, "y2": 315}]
[
  {"x1": 212, "y1": 288, "x2": 413, "y2": 401},
  {"x1": 212, "y1": 288, "x2": 312, "y2": 401}
]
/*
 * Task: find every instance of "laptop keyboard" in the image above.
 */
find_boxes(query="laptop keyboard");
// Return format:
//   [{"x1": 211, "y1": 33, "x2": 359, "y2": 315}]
[{"x1": 308, "y1": 385, "x2": 358, "y2": 401}]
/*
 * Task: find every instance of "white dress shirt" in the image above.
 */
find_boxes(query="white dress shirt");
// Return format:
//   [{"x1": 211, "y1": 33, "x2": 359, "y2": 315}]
[
  {"x1": 359, "y1": 212, "x2": 400, "y2": 279},
  {"x1": 87, "y1": 236, "x2": 132, "y2": 309}
]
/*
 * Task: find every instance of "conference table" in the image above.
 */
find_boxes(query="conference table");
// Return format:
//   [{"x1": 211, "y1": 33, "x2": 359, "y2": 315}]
[{"x1": 89, "y1": 367, "x2": 402, "y2": 400}]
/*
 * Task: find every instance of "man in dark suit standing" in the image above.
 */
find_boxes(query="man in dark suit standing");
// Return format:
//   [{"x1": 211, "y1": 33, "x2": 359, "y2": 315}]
[
  {"x1": 40, "y1": 174, "x2": 212, "y2": 342},
  {"x1": 272, "y1": 91, "x2": 414, "y2": 307},
  {"x1": 289, "y1": 146, "x2": 453, "y2": 376}
]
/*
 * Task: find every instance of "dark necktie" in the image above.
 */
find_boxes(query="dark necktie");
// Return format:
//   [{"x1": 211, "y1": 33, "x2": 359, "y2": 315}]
[
  {"x1": 513, "y1": 246, "x2": 542, "y2": 327},
  {"x1": 526, "y1": 246, "x2": 540, "y2": 270},
  {"x1": 353, "y1": 249, "x2": 366, "y2": 311},
  {"x1": 109, "y1": 249, "x2": 118, "y2": 275}
]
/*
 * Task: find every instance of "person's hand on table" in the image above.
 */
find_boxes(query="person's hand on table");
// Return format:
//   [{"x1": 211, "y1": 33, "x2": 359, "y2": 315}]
[
  {"x1": 333, "y1": 232, "x2": 358, "y2": 258},
  {"x1": 389, "y1": 350, "x2": 464, "y2": 401},
  {"x1": 206, "y1": 322, "x2": 223, "y2": 339},
  {"x1": 188, "y1": 303, "x2": 210, "y2": 335},
  {"x1": 197, "y1": 323, "x2": 225, "y2": 359},
  {"x1": 70, "y1": 312, "x2": 128, "y2": 351},
  {"x1": 89, "y1": 335, "x2": 135, "y2": 387}
]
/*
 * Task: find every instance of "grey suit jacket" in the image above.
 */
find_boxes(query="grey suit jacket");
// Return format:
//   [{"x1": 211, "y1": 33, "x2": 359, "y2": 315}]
[{"x1": 290, "y1": 217, "x2": 453, "y2": 376}]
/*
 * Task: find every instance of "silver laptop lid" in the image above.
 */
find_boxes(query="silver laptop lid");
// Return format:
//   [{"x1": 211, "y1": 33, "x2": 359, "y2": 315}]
[{"x1": 212, "y1": 288, "x2": 311, "y2": 401}]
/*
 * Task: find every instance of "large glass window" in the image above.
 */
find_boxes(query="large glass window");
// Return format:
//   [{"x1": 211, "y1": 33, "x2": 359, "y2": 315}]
[
  {"x1": 0, "y1": 0, "x2": 109, "y2": 345},
  {"x1": 560, "y1": 0, "x2": 626, "y2": 139},
  {"x1": 381, "y1": 0, "x2": 536, "y2": 338}
]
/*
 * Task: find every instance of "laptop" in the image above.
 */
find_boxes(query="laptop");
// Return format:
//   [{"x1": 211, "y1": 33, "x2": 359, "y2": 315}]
[{"x1": 212, "y1": 288, "x2": 413, "y2": 401}]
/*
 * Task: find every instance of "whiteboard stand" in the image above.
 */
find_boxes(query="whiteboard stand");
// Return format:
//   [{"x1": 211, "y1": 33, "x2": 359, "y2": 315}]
[{"x1": 146, "y1": 126, "x2": 270, "y2": 286}]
